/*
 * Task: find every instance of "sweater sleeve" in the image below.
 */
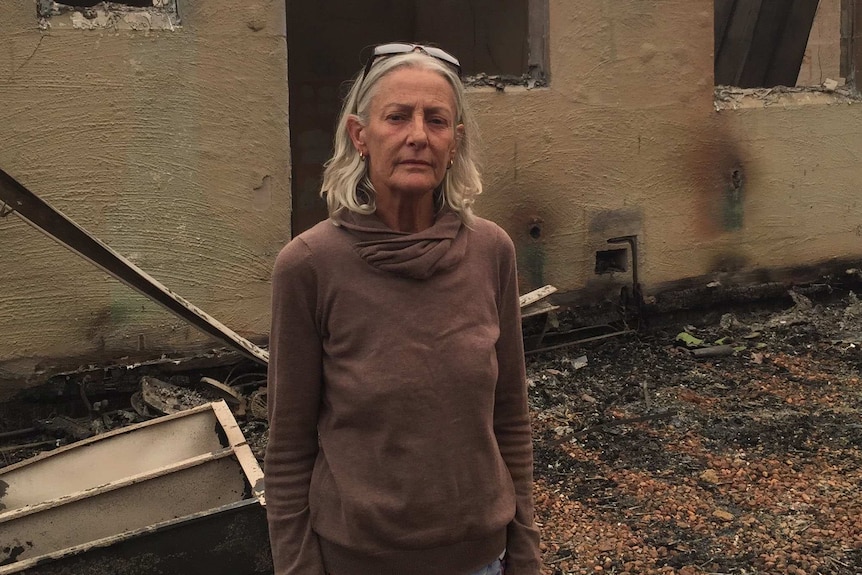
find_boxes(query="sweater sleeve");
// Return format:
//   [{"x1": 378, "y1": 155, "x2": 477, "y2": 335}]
[
  {"x1": 265, "y1": 238, "x2": 326, "y2": 575},
  {"x1": 493, "y1": 229, "x2": 542, "y2": 574}
]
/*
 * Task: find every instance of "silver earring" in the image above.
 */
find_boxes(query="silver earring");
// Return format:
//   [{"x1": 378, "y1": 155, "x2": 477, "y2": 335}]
[
  {"x1": 447, "y1": 158, "x2": 454, "y2": 170},
  {"x1": 359, "y1": 151, "x2": 366, "y2": 161}
]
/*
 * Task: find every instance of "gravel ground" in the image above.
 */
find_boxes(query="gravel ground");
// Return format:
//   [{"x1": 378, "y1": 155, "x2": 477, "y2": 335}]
[{"x1": 529, "y1": 291, "x2": 862, "y2": 575}]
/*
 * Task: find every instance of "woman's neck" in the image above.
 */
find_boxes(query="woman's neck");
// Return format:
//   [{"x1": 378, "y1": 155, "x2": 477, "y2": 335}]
[{"x1": 374, "y1": 190, "x2": 436, "y2": 233}]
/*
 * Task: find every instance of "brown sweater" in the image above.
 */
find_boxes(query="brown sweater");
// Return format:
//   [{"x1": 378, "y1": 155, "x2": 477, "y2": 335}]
[{"x1": 265, "y1": 209, "x2": 541, "y2": 575}]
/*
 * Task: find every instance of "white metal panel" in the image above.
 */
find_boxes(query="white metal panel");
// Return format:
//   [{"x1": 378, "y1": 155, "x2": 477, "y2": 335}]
[
  {"x1": 0, "y1": 405, "x2": 225, "y2": 512},
  {"x1": 0, "y1": 453, "x2": 248, "y2": 565}
]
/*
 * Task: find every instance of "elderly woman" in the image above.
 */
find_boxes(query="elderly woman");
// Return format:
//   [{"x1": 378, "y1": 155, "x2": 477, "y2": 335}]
[{"x1": 266, "y1": 43, "x2": 541, "y2": 575}]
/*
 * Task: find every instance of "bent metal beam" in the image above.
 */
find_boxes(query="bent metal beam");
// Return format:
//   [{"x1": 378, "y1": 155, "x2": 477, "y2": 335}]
[{"x1": 0, "y1": 168, "x2": 269, "y2": 366}]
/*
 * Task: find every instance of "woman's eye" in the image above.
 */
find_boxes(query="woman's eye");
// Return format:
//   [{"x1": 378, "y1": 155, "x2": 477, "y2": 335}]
[{"x1": 387, "y1": 114, "x2": 405, "y2": 122}]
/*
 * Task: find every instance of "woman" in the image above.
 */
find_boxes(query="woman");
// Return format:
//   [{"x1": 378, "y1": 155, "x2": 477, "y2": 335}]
[{"x1": 266, "y1": 43, "x2": 541, "y2": 575}]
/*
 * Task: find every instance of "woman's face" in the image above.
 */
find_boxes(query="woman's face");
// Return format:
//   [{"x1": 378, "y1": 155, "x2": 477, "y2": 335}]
[{"x1": 348, "y1": 66, "x2": 463, "y2": 204}]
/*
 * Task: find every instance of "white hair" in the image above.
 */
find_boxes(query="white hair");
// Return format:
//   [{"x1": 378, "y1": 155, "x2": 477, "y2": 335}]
[{"x1": 320, "y1": 52, "x2": 482, "y2": 223}]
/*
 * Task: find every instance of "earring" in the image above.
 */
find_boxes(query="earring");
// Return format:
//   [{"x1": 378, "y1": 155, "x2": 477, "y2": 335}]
[
  {"x1": 447, "y1": 158, "x2": 454, "y2": 170},
  {"x1": 359, "y1": 151, "x2": 366, "y2": 161}
]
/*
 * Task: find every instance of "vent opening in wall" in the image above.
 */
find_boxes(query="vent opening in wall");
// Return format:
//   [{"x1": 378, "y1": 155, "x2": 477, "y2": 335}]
[{"x1": 595, "y1": 248, "x2": 628, "y2": 275}]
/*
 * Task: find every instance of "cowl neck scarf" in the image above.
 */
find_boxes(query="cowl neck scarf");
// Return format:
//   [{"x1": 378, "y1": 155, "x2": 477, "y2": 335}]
[{"x1": 335, "y1": 209, "x2": 466, "y2": 280}]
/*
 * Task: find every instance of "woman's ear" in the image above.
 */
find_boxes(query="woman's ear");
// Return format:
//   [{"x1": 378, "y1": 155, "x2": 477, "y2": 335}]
[
  {"x1": 346, "y1": 115, "x2": 366, "y2": 156},
  {"x1": 453, "y1": 124, "x2": 465, "y2": 156}
]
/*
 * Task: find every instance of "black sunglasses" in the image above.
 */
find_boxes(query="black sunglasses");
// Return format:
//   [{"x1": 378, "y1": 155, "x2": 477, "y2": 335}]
[{"x1": 359, "y1": 43, "x2": 462, "y2": 88}]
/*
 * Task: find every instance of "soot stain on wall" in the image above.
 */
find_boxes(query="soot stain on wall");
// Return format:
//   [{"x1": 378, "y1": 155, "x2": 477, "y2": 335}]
[
  {"x1": 684, "y1": 119, "x2": 748, "y2": 239},
  {"x1": 519, "y1": 215, "x2": 547, "y2": 289},
  {"x1": 723, "y1": 167, "x2": 744, "y2": 231}
]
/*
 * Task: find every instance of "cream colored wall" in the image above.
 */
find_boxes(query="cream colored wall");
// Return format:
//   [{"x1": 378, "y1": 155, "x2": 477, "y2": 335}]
[
  {"x1": 0, "y1": 0, "x2": 290, "y2": 394},
  {"x1": 469, "y1": 0, "x2": 862, "y2": 298}
]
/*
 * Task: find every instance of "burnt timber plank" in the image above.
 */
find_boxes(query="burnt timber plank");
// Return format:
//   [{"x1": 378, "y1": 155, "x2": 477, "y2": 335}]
[
  {"x1": 528, "y1": 0, "x2": 549, "y2": 79},
  {"x1": 841, "y1": 0, "x2": 853, "y2": 78},
  {"x1": 854, "y1": 0, "x2": 862, "y2": 84},
  {"x1": 765, "y1": 0, "x2": 821, "y2": 87},
  {"x1": 715, "y1": 0, "x2": 738, "y2": 63},
  {"x1": 738, "y1": 0, "x2": 796, "y2": 87},
  {"x1": 715, "y1": 0, "x2": 764, "y2": 85}
]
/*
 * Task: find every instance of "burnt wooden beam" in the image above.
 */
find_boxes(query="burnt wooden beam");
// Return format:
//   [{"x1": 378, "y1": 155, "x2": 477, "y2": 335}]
[
  {"x1": 715, "y1": 0, "x2": 738, "y2": 64},
  {"x1": 715, "y1": 0, "x2": 764, "y2": 85},
  {"x1": 528, "y1": 0, "x2": 549, "y2": 80},
  {"x1": 738, "y1": 0, "x2": 796, "y2": 88},
  {"x1": 765, "y1": 0, "x2": 821, "y2": 87},
  {"x1": 841, "y1": 0, "x2": 853, "y2": 78},
  {"x1": 550, "y1": 410, "x2": 679, "y2": 446},
  {"x1": 0, "y1": 168, "x2": 269, "y2": 366},
  {"x1": 854, "y1": 0, "x2": 862, "y2": 86}
]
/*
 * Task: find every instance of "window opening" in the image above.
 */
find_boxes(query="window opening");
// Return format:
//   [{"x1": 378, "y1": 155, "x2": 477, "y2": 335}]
[
  {"x1": 714, "y1": 0, "x2": 851, "y2": 89},
  {"x1": 57, "y1": 0, "x2": 155, "y2": 6},
  {"x1": 38, "y1": 0, "x2": 180, "y2": 29}
]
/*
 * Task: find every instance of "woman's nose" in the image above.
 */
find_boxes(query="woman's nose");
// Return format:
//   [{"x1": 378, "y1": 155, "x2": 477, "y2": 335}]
[{"x1": 407, "y1": 117, "x2": 429, "y2": 145}]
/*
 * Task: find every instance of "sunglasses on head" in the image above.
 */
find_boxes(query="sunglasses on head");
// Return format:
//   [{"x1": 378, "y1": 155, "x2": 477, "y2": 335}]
[{"x1": 359, "y1": 43, "x2": 462, "y2": 88}]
